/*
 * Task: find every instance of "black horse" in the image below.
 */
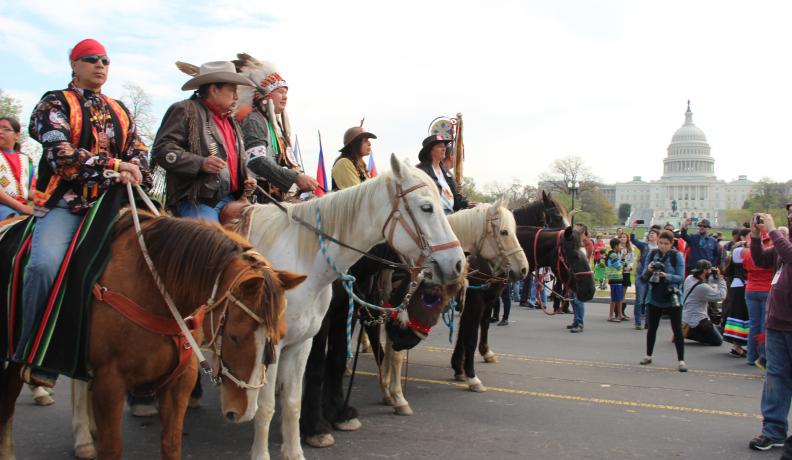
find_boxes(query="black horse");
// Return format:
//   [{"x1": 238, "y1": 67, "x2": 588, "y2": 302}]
[
  {"x1": 300, "y1": 244, "x2": 456, "y2": 448},
  {"x1": 451, "y1": 225, "x2": 595, "y2": 390}
]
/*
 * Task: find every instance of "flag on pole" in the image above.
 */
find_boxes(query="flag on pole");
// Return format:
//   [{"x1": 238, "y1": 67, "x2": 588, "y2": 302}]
[
  {"x1": 293, "y1": 135, "x2": 305, "y2": 171},
  {"x1": 367, "y1": 153, "x2": 377, "y2": 177},
  {"x1": 315, "y1": 131, "x2": 328, "y2": 197}
]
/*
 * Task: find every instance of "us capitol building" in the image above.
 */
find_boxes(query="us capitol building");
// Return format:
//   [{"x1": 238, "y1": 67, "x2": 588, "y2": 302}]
[{"x1": 600, "y1": 102, "x2": 754, "y2": 228}]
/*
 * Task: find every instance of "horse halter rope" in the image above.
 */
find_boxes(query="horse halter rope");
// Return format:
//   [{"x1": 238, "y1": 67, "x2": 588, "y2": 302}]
[
  {"x1": 201, "y1": 255, "x2": 276, "y2": 390},
  {"x1": 381, "y1": 181, "x2": 462, "y2": 278},
  {"x1": 475, "y1": 209, "x2": 525, "y2": 277},
  {"x1": 531, "y1": 227, "x2": 593, "y2": 314}
]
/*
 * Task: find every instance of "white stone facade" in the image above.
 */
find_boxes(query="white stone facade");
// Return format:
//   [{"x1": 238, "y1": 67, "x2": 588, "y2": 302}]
[{"x1": 602, "y1": 102, "x2": 754, "y2": 228}]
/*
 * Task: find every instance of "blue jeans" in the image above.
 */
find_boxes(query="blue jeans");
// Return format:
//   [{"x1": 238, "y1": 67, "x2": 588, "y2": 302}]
[
  {"x1": 15, "y1": 201, "x2": 83, "y2": 360},
  {"x1": 634, "y1": 277, "x2": 648, "y2": 326},
  {"x1": 0, "y1": 203, "x2": 19, "y2": 220},
  {"x1": 746, "y1": 290, "x2": 769, "y2": 364},
  {"x1": 761, "y1": 329, "x2": 792, "y2": 441},
  {"x1": 571, "y1": 295, "x2": 584, "y2": 327},
  {"x1": 530, "y1": 280, "x2": 548, "y2": 305},
  {"x1": 174, "y1": 195, "x2": 234, "y2": 222}
]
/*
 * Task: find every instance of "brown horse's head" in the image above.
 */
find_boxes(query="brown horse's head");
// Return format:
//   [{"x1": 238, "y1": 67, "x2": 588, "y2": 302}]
[{"x1": 210, "y1": 250, "x2": 305, "y2": 423}]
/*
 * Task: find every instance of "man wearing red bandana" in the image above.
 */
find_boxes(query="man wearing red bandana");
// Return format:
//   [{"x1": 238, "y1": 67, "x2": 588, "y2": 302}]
[{"x1": 17, "y1": 38, "x2": 149, "y2": 387}]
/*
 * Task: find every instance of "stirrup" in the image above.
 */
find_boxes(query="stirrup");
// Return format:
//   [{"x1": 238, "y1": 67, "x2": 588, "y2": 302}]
[{"x1": 20, "y1": 365, "x2": 56, "y2": 388}]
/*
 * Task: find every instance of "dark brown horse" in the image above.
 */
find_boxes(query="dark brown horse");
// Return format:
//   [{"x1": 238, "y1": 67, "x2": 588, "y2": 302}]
[{"x1": 0, "y1": 212, "x2": 304, "y2": 460}]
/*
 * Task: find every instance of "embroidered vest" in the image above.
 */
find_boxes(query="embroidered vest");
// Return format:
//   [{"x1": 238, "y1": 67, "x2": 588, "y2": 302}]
[
  {"x1": 0, "y1": 151, "x2": 31, "y2": 202},
  {"x1": 34, "y1": 90, "x2": 130, "y2": 209}
]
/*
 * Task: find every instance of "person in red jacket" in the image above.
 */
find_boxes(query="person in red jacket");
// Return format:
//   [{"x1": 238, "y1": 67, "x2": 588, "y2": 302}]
[
  {"x1": 743, "y1": 234, "x2": 775, "y2": 368},
  {"x1": 747, "y1": 207, "x2": 792, "y2": 453}
]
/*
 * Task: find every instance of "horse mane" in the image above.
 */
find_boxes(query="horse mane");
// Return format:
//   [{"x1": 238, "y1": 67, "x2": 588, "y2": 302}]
[
  {"x1": 248, "y1": 165, "x2": 440, "y2": 259},
  {"x1": 113, "y1": 211, "x2": 253, "y2": 307},
  {"x1": 513, "y1": 194, "x2": 570, "y2": 228},
  {"x1": 231, "y1": 251, "x2": 287, "y2": 343}
]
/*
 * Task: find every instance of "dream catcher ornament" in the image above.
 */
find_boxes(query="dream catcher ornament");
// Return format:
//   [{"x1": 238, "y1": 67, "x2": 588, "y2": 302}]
[{"x1": 429, "y1": 117, "x2": 456, "y2": 140}]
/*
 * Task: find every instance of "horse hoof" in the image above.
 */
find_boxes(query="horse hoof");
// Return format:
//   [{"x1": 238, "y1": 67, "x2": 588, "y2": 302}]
[
  {"x1": 304, "y1": 433, "x2": 335, "y2": 448},
  {"x1": 482, "y1": 351, "x2": 498, "y2": 363},
  {"x1": 188, "y1": 397, "x2": 201, "y2": 409},
  {"x1": 74, "y1": 443, "x2": 97, "y2": 459},
  {"x1": 469, "y1": 383, "x2": 487, "y2": 392},
  {"x1": 361, "y1": 345, "x2": 373, "y2": 354},
  {"x1": 334, "y1": 418, "x2": 362, "y2": 431},
  {"x1": 393, "y1": 404, "x2": 413, "y2": 416},
  {"x1": 32, "y1": 386, "x2": 55, "y2": 406},
  {"x1": 453, "y1": 374, "x2": 465, "y2": 382},
  {"x1": 383, "y1": 395, "x2": 395, "y2": 406},
  {"x1": 130, "y1": 403, "x2": 158, "y2": 417}
]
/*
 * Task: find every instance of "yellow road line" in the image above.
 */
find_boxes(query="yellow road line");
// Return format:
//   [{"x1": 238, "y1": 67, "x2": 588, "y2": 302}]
[
  {"x1": 355, "y1": 371, "x2": 761, "y2": 420},
  {"x1": 419, "y1": 345, "x2": 763, "y2": 380}
]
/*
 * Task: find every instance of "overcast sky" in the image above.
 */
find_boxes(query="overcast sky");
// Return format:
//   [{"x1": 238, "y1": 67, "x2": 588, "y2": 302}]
[{"x1": 2, "y1": 1, "x2": 790, "y2": 188}]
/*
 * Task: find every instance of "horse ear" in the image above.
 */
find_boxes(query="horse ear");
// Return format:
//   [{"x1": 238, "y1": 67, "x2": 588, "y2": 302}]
[
  {"x1": 276, "y1": 270, "x2": 307, "y2": 291},
  {"x1": 493, "y1": 196, "x2": 503, "y2": 209},
  {"x1": 390, "y1": 153, "x2": 403, "y2": 181},
  {"x1": 542, "y1": 190, "x2": 550, "y2": 204}
]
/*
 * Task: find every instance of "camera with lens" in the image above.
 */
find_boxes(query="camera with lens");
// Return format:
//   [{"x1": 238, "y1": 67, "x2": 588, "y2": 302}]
[{"x1": 648, "y1": 261, "x2": 665, "y2": 284}]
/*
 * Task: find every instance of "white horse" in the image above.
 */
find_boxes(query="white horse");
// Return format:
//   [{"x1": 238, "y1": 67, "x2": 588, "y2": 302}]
[
  {"x1": 245, "y1": 155, "x2": 465, "y2": 460},
  {"x1": 67, "y1": 155, "x2": 464, "y2": 460},
  {"x1": 378, "y1": 199, "x2": 529, "y2": 414}
]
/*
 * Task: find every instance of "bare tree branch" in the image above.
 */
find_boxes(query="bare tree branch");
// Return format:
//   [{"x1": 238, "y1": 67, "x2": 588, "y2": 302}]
[{"x1": 121, "y1": 82, "x2": 155, "y2": 146}]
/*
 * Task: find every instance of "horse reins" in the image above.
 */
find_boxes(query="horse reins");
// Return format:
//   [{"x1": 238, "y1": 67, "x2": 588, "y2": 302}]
[
  {"x1": 121, "y1": 178, "x2": 272, "y2": 388},
  {"x1": 381, "y1": 181, "x2": 462, "y2": 278},
  {"x1": 529, "y1": 227, "x2": 593, "y2": 315}
]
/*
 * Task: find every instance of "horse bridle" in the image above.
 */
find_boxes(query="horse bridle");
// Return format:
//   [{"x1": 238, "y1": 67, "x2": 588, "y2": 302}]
[
  {"x1": 381, "y1": 181, "x2": 461, "y2": 278},
  {"x1": 531, "y1": 227, "x2": 593, "y2": 298},
  {"x1": 475, "y1": 209, "x2": 525, "y2": 277},
  {"x1": 201, "y1": 251, "x2": 279, "y2": 390}
]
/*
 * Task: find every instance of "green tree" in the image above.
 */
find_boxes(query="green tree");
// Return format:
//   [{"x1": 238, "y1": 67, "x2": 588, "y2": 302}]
[
  {"x1": 461, "y1": 176, "x2": 494, "y2": 203},
  {"x1": 618, "y1": 203, "x2": 632, "y2": 222},
  {"x1": 0, "y1": 89, "x2": 23, "y2": 119},
  {"x1": 743, "y1": 179, "x2": 789, "y2": 212}
]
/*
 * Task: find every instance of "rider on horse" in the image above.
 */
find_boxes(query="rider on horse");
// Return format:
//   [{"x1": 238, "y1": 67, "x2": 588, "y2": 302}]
[
  {"x1": 332, "y1": 123, "x2": 377, "y2": 191},
  {"x1": 416, "y1": 135, "x2": 469, "y2": 215},
  {"x1": 233, "y1": 54, "x2": 318, "y2": 200},
  {"x1": 152, "y1": 61, "x2": 257, "y2": 220},
  {"x1": 16, "y1": 38, "x2": 149, "y2": 387}
]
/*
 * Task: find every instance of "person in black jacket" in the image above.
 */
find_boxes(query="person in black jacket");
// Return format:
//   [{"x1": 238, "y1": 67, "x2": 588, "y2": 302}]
[{"x1": 415, "y1": 135, "x2": 469, "y2": 214}]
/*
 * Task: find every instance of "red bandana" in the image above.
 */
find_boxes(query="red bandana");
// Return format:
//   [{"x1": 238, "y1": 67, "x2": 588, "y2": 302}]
[{"x1": 70, "y1": 39, "x2": 107, "y2": 61}]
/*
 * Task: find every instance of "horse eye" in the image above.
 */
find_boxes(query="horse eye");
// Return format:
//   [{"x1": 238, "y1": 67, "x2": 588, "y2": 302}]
[
  {"x1": 499, "y1": 229, "x2": 508, "y2": 236},
  {"x1": 420, "y1": 204, "x2": 433, "y2": 213},
  {"x1": 229, "y1": 335, "x2": 240, "y2": 345}
]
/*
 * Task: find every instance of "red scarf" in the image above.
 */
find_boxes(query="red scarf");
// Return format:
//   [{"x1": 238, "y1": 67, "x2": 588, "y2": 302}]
[
  {"x1": 2, "y1": 149, "x2": 22, "y2": 185},
  {"x1": 203, "y1": 100, "x2": 239, "y2": 193}
]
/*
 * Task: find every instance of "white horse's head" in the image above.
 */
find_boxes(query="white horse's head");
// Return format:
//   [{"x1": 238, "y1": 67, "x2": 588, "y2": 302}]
[
  {"x1": 480, "y1": 197, "x2": 529, "y2": 281},
  {"x1": 386, "y1": 154, "x2": 465, "y2": 285}
]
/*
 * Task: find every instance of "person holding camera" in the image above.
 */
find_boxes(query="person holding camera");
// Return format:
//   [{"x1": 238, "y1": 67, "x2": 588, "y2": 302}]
[
  {"x1": 682, "y1": 260, "x2": 727, "y2": 346},
  {"x1": 639, "y1": 230, "x2": 687, "y2": 371},
  {"x1": 631, "y1": 222, "x2": 661, "y2": 329},
  {"x1": 680, "y1": 218, "x2": 721, "y2": 277},
  {"x1": 747, "y1": 208, "x2": 792, "y2": 453}
]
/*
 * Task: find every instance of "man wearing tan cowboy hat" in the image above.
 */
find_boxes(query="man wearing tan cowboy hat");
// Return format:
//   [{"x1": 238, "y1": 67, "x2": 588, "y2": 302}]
[{"x1": 152, "y1": 61, "x2": 258, "y2": 220}]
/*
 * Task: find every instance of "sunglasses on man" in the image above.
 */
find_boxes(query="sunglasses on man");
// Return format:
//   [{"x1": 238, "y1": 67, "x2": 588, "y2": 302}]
[{"x1": 77, "y1": 54, "x2": 110, "y2": 66}]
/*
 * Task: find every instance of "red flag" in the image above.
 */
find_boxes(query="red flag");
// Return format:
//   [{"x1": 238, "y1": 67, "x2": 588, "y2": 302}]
[
  {"x1": 367, "y1": 153, "x2": 377, "y2": 178},
  {"x1": 315, "y1": 131, "x2": 327, "y2": 197}
]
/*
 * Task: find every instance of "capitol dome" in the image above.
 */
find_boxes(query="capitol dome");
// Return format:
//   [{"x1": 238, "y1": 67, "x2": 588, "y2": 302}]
[{"x1": 662, "y1": 101, "x2": 714, "y2": 178}]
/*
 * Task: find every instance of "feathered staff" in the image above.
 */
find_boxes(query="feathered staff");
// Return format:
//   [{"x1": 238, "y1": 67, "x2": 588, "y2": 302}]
[{"x1": 454, "y1": 112, "x2": 464, "y2": 186}]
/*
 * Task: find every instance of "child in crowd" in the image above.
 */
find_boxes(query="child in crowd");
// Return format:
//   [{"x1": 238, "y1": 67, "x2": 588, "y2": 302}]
[
  {"x1": 607, "y1": 238, "x2": 625, "y2": 321},
  {"x1": 594, "y1": 248, "x2": 608, "y2": 290}
]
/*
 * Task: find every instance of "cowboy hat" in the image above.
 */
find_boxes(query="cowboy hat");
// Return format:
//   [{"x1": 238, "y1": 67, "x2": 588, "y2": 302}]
[
  {"x1": 340, "y1": 126, "x2": 377, "y2": 152},
  {"x1": 418, "y1": 134, "x2": 452, "y2": 163},
  {"x1": 180, "y1": 61, "x2": 255, "y2": 91}
]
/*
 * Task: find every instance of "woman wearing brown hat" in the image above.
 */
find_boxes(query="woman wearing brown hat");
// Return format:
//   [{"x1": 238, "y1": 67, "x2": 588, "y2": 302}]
[
  {"x1": 332, "y1": 125, "x2": 376, "y2": 190},
  {"x1": 416, "y1": 135, "x2": 469, "y2": 214}
]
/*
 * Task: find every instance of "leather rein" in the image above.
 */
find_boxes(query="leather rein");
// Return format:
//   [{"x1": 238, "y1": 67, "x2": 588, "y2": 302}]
[{"x1": 530, "y1": 227, "x2": 593, "y2": 315}]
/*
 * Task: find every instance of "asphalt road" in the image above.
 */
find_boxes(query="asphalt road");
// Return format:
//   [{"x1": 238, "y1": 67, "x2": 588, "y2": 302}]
[{"x1": 10, "y1": 300, "x2": 782, "y2": 459}]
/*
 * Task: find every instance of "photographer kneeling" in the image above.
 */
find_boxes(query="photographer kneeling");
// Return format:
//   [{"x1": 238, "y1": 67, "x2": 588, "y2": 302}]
[
  {"x1": 640, "y1": 230, "x2": 688, "y2": 372},
  {"x1": 682, "y1": 260, "x2": 727, "y2": 346}
]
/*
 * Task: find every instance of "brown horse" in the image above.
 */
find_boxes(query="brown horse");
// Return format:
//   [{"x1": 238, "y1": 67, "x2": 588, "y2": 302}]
[{"x1": 0, "y1": 212, "x2": 304, "y2": 460}]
